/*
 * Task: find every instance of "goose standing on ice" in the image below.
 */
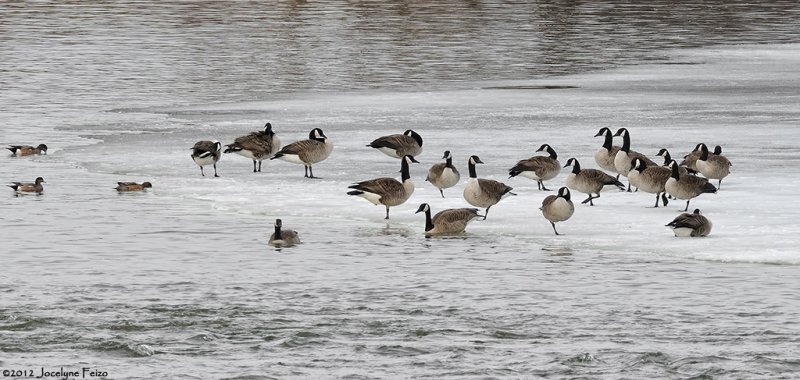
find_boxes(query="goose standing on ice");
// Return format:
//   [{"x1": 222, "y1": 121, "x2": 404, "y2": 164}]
[
  {"x1": 656, "y1": 148, "x2": 692, "y2": 175},
  {"x1": 666, "y1": 209, "x2": 712, "y2": 237},
  {"x1": 426, "y1": 150, "x2": 460, "y2": 197},
  {"x1": 594, "y1": 127, "x2": 621, "y2": 176},
  {"x1": 367, "y1": 129, "x2": 423, "y2": 159},
  {"x1": 415, "y1": 203, "x2": 482, "y2": 235},
  {"x1": 190, "y1": 140, "x2": 222, "y2": 177},
  {"x1": 696, "y1": 144, "x2": 731, "y2": 188},
  {"x1": 627, "y1": 158, "x2": 671, "y2": 207},
  {"x1": 347, "y1": 155, "x2": 419, "y2": 219},
  {"x1": 224, "y1": 122, "x2": 281, "y2": 172},
  {"x1": 665, "y1": 161, "x2": 717, "y2": 212},
  {"x1": 613, "y1": 128, "x2": 657, "y2": 191},
  {"x1": 463, "y1": 155, "x2": 516, "y2": 219},
  {"x1": 540, "y1": 186, "x2": 574, "y2": 235},
  {"x1": 508, "y1": 143, "x2": 560, "y2": 191},
  {"x1": 268, "y1": 219, "x2": 301, "y2": 247},
  {"x1": 680, "y1": 143, "x2": 707, "y2": 173},
  {"x1": 271, "y1": 128, "x2": 333, "y2": 178},
  {"x1": 563, "y1": 157, "x2": 625, "y2": 206}
]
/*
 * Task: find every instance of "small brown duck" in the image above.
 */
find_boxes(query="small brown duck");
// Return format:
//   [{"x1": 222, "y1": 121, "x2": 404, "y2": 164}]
[
  {"x1": 7, "y1": 144, "x2": 48, "y2": 156},
  {"x1": 115, "y1": 182, "x2": 153, "y2": 192},
  {"x1": 8, "y1": 177, "x2": 45, "y2": 194}
]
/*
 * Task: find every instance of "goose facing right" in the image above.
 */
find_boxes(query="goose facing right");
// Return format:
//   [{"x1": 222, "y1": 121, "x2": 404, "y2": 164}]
[
  {"x1": 269, "y1": 219, "x2": 301, "y2": 246},
  {"x1": 415, "y1": 203, "x2": 483, "y2": 235},
  {"x1": 367, "y1": 129, "x2": 423, "y2": 159},
  {"x1": 463, "y1": 155, "x2": 516, "y2": 219},
  {"x1": 665, "y1": 161, "x2": 717, "y2": 211},
  {"x1": 508, "y1": 143, "x2": 560, "y2": 191},
  {"x1": 224, "y1": 122, "x2": 281, "y2": 172},
  {"x1": 540, "y1": 186, "x2": 575, "y2": 235},
  {"x1": 666, "y1": 209, "x2": 712, "y2": 237},
  {"x1": 271, "y1": 128, "x2": 333, "y2": 178},
  {"x1": 190, "y1": 140, "x2": 222, "y2": 177},
  {"x1": 347, "y1": 155, "x2": 419, "y2": 219},
  {"x1": 426, "y1": 150, "x2": 460, "y2": 197},
  {"x1": 563, "y1": 157, "x2": 625, "y2": 206}
]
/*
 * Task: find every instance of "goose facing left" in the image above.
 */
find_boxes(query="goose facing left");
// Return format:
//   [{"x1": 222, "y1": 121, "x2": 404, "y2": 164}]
[
  {"x1": 463, "y1": 155, "x2": 516, "y2": 219},
  {"x1": 348, "y1": 155, "x2": 419, "y2": 219},
  {"x1": 540, "y1": 186, "x2": 575, "y2": 235},
  {"x1": 563, "y1": 157, "x2": 625, "y2": 206},
  {"x1": 367, "y1": 129, "x2": 423, "y2": 159},
  {"x1": 271, "y1": 128, "x2": 333, "y2": 178},
  {"x1": 190, "y1": 141, "x2": 222, "y2": 177},
  {"x1": 508, "y1": 143, "x2": 560, "y2": 191},
  {"x1": 415, "y1": 203, "x2": 482, "y2": 235},
  {"x1": 613, "y1": 128, "x2": 657, "y2": 191},
  {"x1": 8, "y1": 177, "x2": 45, "y2": 194},
  {"x1": 269, "y1": 219, "x2": 301, "y2": 247}
]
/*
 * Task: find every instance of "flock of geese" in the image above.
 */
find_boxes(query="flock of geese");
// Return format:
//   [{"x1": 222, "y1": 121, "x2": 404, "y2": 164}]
[{"x1": 8, "y1": 122, "x2": 730, "y2": 246}]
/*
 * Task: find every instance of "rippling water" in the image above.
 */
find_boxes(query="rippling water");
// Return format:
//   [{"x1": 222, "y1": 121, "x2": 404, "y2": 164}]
[{"x1": 3, "y1": 2, "x2": 800, "y2": 379}]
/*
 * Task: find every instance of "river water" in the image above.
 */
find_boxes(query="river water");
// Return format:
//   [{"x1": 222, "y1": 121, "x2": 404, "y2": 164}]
[{"x1": 2, "y1": 2, "x2": 800, "y2": 379}]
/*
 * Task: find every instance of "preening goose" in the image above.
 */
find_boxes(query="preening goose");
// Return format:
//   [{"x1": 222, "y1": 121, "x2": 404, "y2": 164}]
[
  {"x1": 415, "y1": 203, "x2": 482, "y2": 235},
  {"x1": 508, "y1": 143, "x2": 560, "y2": 191},
  {"x1": 190, "y1": 140, "x2": 222, "y2": 177},
  {"x1": 696, "y1": 144, "x2": 731, "y2": 188},
  {"x1": 8, "y1": 177, "x2": 45, "y2": 194},
  {"x1": 271, "y1": 128, "x2": 333, "y2": 178},
  {"x1": 613, "y1": 128, "x2": 658, "y2": 191},
  {"x1": 540, "y1": 186, "x2": 574, "y2": 235},
  {"x1": 666, "y1": 209, "x2": 712, "y2": 237},
  {"x1": 115, "y1": 182, "x2": 152, "y2": 192},
  {"x1": 426, "y1": 150, "x2": 460, "y2": 198},
  {"x1": 627, "y1": 158, "x2": 671, "y2": 207},
  {"x1": 269, "y1": 219, "x2": 301, "y2": 246},
  {"x1": 594, "y1": 127, "x2": 621, "y2": 175},
  {"x1": 463, "y1": 155, "x2": 516, "y2": 219},
  {"x1": 367, "y1": 129, "x2": 423, "y2": 159},
  {"x1": 224, "y1": 122, "x2": 281, "y2": 172},
  {"x1": 656, "y1": 148, "x2": 692, "y2": 176},
  {"x1": 563, "y1": 157, "x2": 625, "y2": 206},
  {"x1": 348, "y1": 155, "x2": 419, "y2": 219},
  {"x1": 7, "y1": 144, "x2": 48, "y2": 156},
  {"x1": 680, "y1": 143, "x2": 707, "y2": 173},
  {"x1": 665, "y1": 161, "x2": 717, "y2": 212}
]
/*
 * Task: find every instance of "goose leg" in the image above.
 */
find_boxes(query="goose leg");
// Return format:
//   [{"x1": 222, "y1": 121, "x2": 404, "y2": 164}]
[
  {"x1": 661, "y1": 193, "x2": 669, "y2": 207},
  {"x1": 384, "y1": 205, "x2": 390, "y2": 220},
  {"x1": 200, "y1": 166, "x2": 205, "y2": 176},
  {"x1": 213, "y1": 163, "x2": 219, "y2": 177},
  {"x1": 483, "y1": 206, "x2": 491, "y2": 220},
  {"x1": 540, "y1": 181, "x2": 551, "y2": 191},
  {"x1": 439, "y1": 189, "x2": 445, "y2": 198},
  {"x1": 307, "y1": 165, "x2": 320, "y2": 179},
  {"x1": 253, "y1": 160, "x2": 258, "y2": 173},
  {"x1": 304, "y1": 165, "x2": 309, "y2": 177},
  {"x1": 653, "y1": 193, "x2": 660, "y2": 208},
  {"x1": 258, "y1": 160, "x2": 263, "y2": 172},
  {"x1": 551, "y1": 222, "x2": 560, "y2": 236},
  {"x1": 683, "y1": 200, "x2": 690, "y2": 212},
  {"x1": 581, "y1": 195, "x2": 594, "y2": 205}
]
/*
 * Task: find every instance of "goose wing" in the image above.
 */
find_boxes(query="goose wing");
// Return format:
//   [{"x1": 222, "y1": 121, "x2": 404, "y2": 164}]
[
  {"x1": 666, "y1": 213, "x2": 703, "y2": 229},
  {"x1": 368, "y1": 134, "x2": 415, "y2": 150},
  {"x1": 349, "y1": 177, "x2": 404, "y2": 195},
  {"x1": 275, "y1": 138, "x2": 321, "y2": 156},
  {"x1": 477, "y1": 179, "x2": 514, "y2": 200}
]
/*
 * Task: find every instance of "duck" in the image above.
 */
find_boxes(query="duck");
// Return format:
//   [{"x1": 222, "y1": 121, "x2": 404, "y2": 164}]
[
  {"x1": 190, "y1": 140, "x2": 222, "y2": 177},
  {"x1": 666, "y1": 209, "x2": 712, "y2": 237},
  {"x1": 115, "y1": 182, "x2": 152, "y2": 192},
  {"x1": 665, "y1": 161, "x2": 717, "y2": 212},
  {"x1": 594, "y1": 127, "x2": 621, "y2": 175},
  {"x1": 696, "y1": 144, "x2": 732, "y2": 188},
  {"x1": 613, "y1": 128, "x2": 658, "y2": 191},
  {"x1": 7, "y1": 144, "x2": 48, "y2": 156},
  {"x1": 347, "y1": 155, "x2": 418, "y2": 219},
  {"x1": 8, "y1": 177, "x2": 45, "y2": 194},
  {"x1": 271, "y1": 128, "x2": 333, "y2": 178},
  {"x1": 415, "y1": 203, "x2": 483, "y2": 235},
  {"x1": 426, "y1": 150, "x2": 460, "y2": 197},
  {"x1": 540, "y1": 186, "x2": 574, "y2": 235},
  {"x1": 563, "y1": 157, "x2": 625, "y2": 206},
  {"x1": 508, "y1": 143, "x2": 560, "y2": 191},
  {"x1": 367, "y1": 129, "x2": 423, "y2": 159},
  {"x1": 463, "y1": 155, "x2": 516, "y2": 219},
  {"x1": 627, "y1": 158, "x2": 671, "y2": 207},
  {"x1": 223, "y1": 122, "x2": 281, "y2": 172},
  {"x1": 268, "y1": 219, "x2": 301, "y2": 246}
]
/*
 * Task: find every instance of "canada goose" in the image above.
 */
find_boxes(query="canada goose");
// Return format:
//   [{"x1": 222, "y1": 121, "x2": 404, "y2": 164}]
[
  {"x1": 348, "y1": 155, "x2": 419, "y2": 219},
  {"x1": 563, "y1": 157, "x2": 625, "y2": 206},
  {"x1": 8, "y1": 177, "x2": 45, "y2": 194},
  {"x1": 7, "y1": 144, "x2": 48, "y2": 156},
  {"x1": 666, "y1": 209, "x2": 712, "y2": 237},
  {"x1": 627, "y1": 158, "x2": 671, "y2": 207},
  {"x1": 190, "y1": 140, "x2": 222, "y2": 177},
  {"x1": 613, "y1": 128, "x2": 658, "y2": 191},
  {"x1": 508, "y1": 143, "x2": 561, "y2": 191},
  {"x1": 656, "y1": 148, "x2": 693, "y2": 176},
  {"x1": 665, "y1": 161, "x2": 717, "y2": 211},
  {"x1": 463, "y1": 155, "x2": 516, "y2": 219},
  {"x1": 367, "y1": 129, "x2": 423, "y2": 159},
  {"x1": 594, "y1": 127, "x2": 621, "y2": 176},
  {"x1": 223, "y1": 122, "x2": 281, "y2": 172},
  {"x1": 540, "y1": 186, "x2": 574, "y2": 235},
  {"x1": 269, "y1": 219, "x2": 301, "y2": 246},
  {"x1": 680, "y1": 143, "x2": 707, "y2": 173},
  {"x1": 115, "y1": 182, "x2": 152, "y2": 192},
  {"x1": 271, "y1": 128, "x2": 333, "y2": 178},
  {"x1": 426, "y1": 150, "x2": 460, "y2": 197},
  {"x1": 696, "y1": 144, "x2": 731, "y2": 188},
  {"x1": 415, "y1": 203, "x2": 483, "y2": 235}
]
